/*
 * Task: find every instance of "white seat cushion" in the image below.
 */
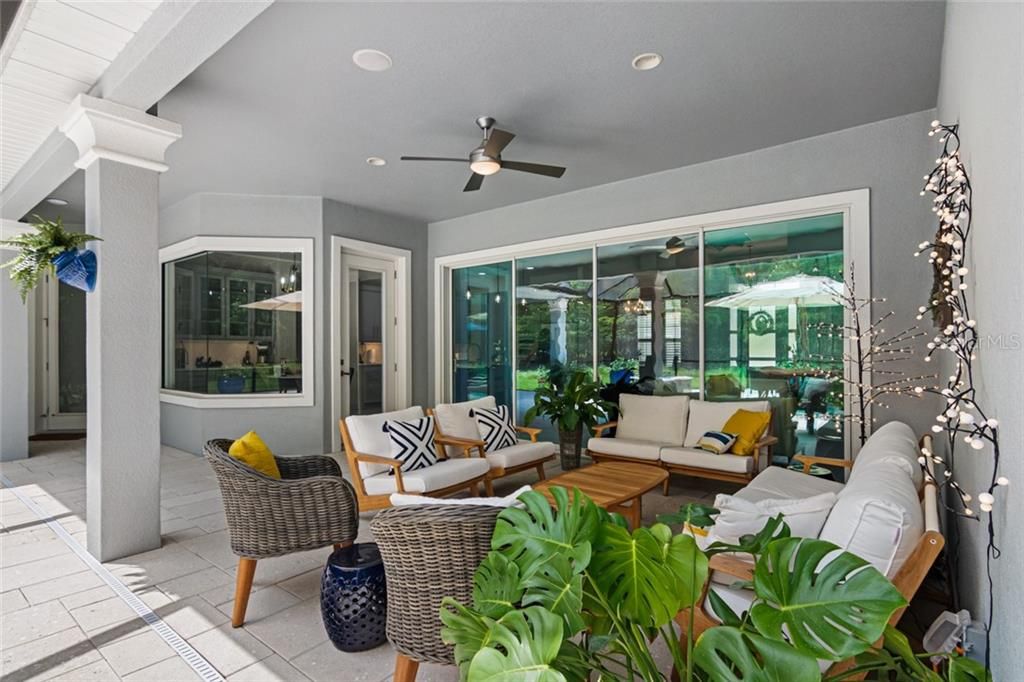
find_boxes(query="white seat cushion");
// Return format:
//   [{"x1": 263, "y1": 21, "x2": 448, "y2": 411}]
[
  {"x1": 683, "y1": 400, "x2": 770, "y2": 448},
  {"x1": 433, "y1": 396, "x2": 497, "y2": 457},
  {"x1": 346, "y1": 406, "x2": 425, "y2": 476},
  {"x1": 484, "y1": 441, "x2": 556, "y2": 470},
  {"x1": 363, "y1": 457, "x2": 490, "y2": 495},
  {"x1": 850, "y1": 421, "x2": 923, "y2": 490},
  {"x1": 710, "y1": 492, "x2": 837, "y2": 545},
  {"x1": 819, "y1": 460, "x2": 923, "y2": 577},
  {"x1": 616, "y1": 394, "x2": 689, "y2": 445},
  {"x1": 391, "y1": 485, "x2": 532, "y2": 508},
  {"x1": 737, "y1": 466, "x2": 844, "y2": 504},
  {"x1": 660, "y1": 447, "x2": 754, "y2": 474},
  {"x1": 586, "y1": 436, "x2": 666, "y2": 461}
]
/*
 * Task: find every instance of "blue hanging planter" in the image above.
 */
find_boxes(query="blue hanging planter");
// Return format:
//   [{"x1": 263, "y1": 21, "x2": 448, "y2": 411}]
[{"x1": 52, "y1": 248, "x2": 97, "y2": 293}]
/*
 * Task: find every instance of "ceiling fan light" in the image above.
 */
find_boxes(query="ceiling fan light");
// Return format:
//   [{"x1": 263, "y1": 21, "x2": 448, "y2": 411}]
[{"x1": 470, "y1": 158, "x2": 501, "y2": 176}]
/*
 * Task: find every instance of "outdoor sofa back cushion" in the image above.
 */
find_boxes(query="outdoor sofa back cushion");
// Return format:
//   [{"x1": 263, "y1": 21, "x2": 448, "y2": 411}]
[
  {"x1": 615, "y1": 394, "x2": 689, "y2": 445},
  {"x1": 683, "y1": 400, "x2": 770, "y2": 448},
  {"x1": 849, "y1": 420, "x2": 923, "y2": 490},
  {"x1": 819, "y1": 459, "x2": 923, "y2": 577},
  {"x1": 346, "y1": 406, "x2": 425, "y2": 476},
  {"x1": 433, "y1": 396, "x2": 497, "y2": 457}
]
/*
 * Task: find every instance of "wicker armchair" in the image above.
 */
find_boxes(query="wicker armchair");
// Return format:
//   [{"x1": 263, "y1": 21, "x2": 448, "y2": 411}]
[
  {"x1": 371, "y1": 504, "x2": 501, "y2": 682},
  {"x1": 204, "y1": 439, "x2": 359, "y2": 627}
]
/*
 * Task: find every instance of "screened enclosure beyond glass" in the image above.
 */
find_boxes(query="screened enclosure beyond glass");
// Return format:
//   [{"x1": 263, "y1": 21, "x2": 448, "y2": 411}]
[
  {"x1": 447, "y1": 213, "x2": 846, "y2": 460},
  {"x1": 163, "y1": 250, "x2": 303, "y2": 395}
]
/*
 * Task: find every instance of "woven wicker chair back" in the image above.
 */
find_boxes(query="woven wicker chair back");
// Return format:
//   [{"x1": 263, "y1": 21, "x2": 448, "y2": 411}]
[
  {"x1": 204, "y1": 439, "x2": 358, "y2": 559},
  {"x1": 370, "y1": 504, "x2": 501, "y2": 665}
]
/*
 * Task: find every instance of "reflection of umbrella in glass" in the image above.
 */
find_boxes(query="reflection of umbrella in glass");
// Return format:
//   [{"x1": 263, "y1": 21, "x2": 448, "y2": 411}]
[
  {"x1": 241, "y1": 290, "x2": 302, "y2": 311},
  {"x1": 707, "y1": 274, "x2": 843, "y2": 308}
]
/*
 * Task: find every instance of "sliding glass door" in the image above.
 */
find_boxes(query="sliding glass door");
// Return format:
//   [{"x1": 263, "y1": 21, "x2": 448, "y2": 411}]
[
  {"x1": 451, "y1": 262, "x2": 513, "y2": 406},
  {"x1": 444, "y1": 208, "x2": 850, "y2": 460},
  {"x1": 515, "y1": 250, "x2": 593, "y2": 435},
  {"x1": 704, "y1": 213, "x2": 844, "y2": 460}
]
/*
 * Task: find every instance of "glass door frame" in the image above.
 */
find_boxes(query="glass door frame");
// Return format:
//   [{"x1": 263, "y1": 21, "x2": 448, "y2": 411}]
[
  {"x1": 39, "y1": 272, "x2": 87, "y2": 432},
  {"x1": 434, "y1": 190, "x2": 870, "y2": 458}
]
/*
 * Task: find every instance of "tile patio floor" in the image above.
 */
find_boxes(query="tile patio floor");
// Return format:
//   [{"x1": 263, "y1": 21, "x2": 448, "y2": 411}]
[{"x1": 0, "y1": 440, "x2": 735, "y2": 681}]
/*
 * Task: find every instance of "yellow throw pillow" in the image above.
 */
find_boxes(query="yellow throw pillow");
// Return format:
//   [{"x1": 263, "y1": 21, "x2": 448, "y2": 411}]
[
  {"x1": 722, "y1": 409, "x2": 771, "y2": 456},
  {"x1": 229, "y1": 431, "x2": 282, "y2": 479}
]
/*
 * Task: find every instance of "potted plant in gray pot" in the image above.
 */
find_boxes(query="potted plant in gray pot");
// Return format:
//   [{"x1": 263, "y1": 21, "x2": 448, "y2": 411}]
[{"x1": 523, "y1": 369, "x2": 612, "y2": 470}]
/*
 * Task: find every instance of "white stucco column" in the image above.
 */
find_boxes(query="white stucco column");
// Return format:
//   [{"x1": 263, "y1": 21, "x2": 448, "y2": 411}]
[
  {"x1": 0, "y1": 226, "x2": 30, "y2": 462},
  {"x1": 60, "y1": 95, "x2": 181, "y2": 561}
]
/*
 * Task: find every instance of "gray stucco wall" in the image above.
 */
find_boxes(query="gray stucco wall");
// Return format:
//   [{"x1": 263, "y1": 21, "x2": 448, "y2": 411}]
[
  {"x1": 159, "y1": 194, "x2": 429, "y2": 456},
  {"x1": 428, "y1": 109, "x2": 943, "y2": 435},
  {"x1": 935, "y1": 3, "x2": 1023, "y2": 676}
]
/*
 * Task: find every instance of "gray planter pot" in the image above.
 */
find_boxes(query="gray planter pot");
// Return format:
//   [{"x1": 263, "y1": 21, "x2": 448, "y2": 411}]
[{"x1": 558, "y1": 426, "x2": 583, "y2": 470}]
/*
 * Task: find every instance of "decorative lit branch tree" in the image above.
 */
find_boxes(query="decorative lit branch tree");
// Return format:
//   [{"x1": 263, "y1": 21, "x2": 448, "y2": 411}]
[
  {"x1": 914, "y1": 120, "x2": 1007, "y2": 668},
  {"x1": 807, "y1": 271, "x2": 934, "y2": 447}
]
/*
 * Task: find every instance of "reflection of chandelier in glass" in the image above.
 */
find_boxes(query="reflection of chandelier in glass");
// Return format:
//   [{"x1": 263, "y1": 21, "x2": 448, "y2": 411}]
[
  {"x1": 280, "y1": 254, "x2": 299, "y2": 293},
  {"x1": 623, "y1": 298, "x2": 650, "y2": 314}
]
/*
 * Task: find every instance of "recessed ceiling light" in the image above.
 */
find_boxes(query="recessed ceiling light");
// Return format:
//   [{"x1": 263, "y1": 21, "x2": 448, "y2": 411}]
[
  {"x1": 353, "y1": 49, "x2": 393, "y2": 72},
  {"x1": 45, "y1": 197, "x2": 69, "y2": 206},
  {"x1": 631, "y1": 52, "x2": 663, "y2": 71},
  {"x1": 366, "y1": 157, "x2": 386, "y2": 167}
]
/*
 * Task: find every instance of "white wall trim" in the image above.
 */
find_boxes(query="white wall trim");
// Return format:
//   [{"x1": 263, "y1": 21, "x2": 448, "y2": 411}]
[
  {"x1": 330, "y1": 236, "x2": 412, "y2": 452},
  {"x1": 158, "y1": 236, "x2": 316, "y2": 409},
  {"x1": 433, "y1": 189, "x2": 872, "y2": 449}
]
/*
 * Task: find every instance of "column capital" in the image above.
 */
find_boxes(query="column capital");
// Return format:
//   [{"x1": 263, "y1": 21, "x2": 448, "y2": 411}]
[{"x1": 59, "y1": 94, "x2": 182, "y2": 173}]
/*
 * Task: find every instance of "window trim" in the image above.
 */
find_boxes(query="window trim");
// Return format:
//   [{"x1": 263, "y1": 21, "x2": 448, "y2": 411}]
[
  {"x1": 433, "y1": 189, "x2": 870, "y2": 455},
  {"x1": 159, "y1": 236, "x2": 315, "y2": 409}
]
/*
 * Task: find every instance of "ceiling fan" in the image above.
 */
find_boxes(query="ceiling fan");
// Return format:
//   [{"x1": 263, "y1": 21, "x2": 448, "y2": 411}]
[
  {"x1": 629, "y1": 236, "x2": 688, "y2": 259},
  {"x1": 400, "y1": 116, "x2": 566, "y2": 192}
]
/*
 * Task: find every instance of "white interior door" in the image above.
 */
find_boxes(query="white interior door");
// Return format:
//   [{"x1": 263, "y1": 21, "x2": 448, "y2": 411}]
[
  {"x1": 339, "y1": 254, "x2": 397, "y2": 420},
  {"x1": 40, "y1": 273, "x2": 87, "y2": 431}
]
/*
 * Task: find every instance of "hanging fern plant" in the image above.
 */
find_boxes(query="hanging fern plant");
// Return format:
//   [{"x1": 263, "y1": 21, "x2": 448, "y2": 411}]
[{"x1": 1, "y1": 215, "x2": 100, "y2": 302}]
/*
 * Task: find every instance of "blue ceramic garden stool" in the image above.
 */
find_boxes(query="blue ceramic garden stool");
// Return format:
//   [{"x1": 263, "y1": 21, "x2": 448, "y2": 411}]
[{"x1": 320, "y1": 543, "x2": 387, "y2": 652}]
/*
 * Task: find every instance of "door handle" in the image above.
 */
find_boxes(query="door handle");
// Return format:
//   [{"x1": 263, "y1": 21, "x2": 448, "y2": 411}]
[{"x1": 340, "y1": 369, "x2": 353, "y2": 377}]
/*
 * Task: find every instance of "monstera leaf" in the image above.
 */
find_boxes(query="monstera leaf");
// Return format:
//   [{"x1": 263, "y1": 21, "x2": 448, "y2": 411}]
[
  {"x1": 693, "y1": 626, "x2": 821, "y2": 682},
  {"x1": 522, "y1": 553, "x2": 586, "y2": 636},
  {"x1": 440, "y1": 597, "x2": 496, "y2": 674},
  {"x1": 589, "y1": 522, "x2": 695, "y2": 628},
  {"x1": 467, "y1": 607, "x2": 568, "y2": 682},
  {"x1": 657, "y1": 502, "x2": 720, "y2": 529},
  {"x1": 948, "y1": 655, "x2": 991, "y2": 682},
  {"x1": 473, "y1": 552, "x2": 525, "y2": 619},
  {"x1": 491, "y1": 487, "x2": 600, "y2": 575},
  {"x1": 706, "y1": 514, "x2": 791, "y2": 557},
  {"x1": 651, "y1": 522, "x2": 709, "y2": 610},
  {"x1": 750, "y1": 537, "x2": 906, "y2": 661}
]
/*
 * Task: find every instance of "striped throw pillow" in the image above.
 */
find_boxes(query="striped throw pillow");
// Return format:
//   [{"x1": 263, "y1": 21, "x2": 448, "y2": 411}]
[
  {"x1": 470, "y1": 405, "x2": 518, "y2": 452},
  {"x1": 697, "y1": 431, "x2": 737, "y2": 455},
  {"x1": 383, "y1": 416, "x2": 439, "y2": 473}
]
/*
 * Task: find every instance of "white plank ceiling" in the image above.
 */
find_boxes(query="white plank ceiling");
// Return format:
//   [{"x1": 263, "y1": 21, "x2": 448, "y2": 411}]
[{"x1": 0, "y1": 0, "x2": 163, "y2": 189}]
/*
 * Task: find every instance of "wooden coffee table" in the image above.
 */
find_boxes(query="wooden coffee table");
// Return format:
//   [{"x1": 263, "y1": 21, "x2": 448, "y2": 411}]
[{"x1": 532, "y1": 461, "x2": 668, "y2": 528}]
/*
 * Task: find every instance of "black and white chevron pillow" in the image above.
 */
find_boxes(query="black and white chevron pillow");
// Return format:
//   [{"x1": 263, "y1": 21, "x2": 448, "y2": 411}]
[
  {"x1": 470, "y1": 405, "x2": 518, "y2": 452},
  {"x1": 383, "y1": 416, "x2": 438, "y2": 473}
]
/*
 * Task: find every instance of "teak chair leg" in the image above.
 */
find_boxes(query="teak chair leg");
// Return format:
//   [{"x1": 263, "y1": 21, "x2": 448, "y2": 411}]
[
  {"x1": 232, "y1": 558, "x2": 257, "y2": 627},
  {"x1": 483, "y1": 478, "x2": 494, "y2": 496},
  {"x1": 662, "y1": 475, "x2": 671, "y2": 496},
  {"x1": 394, "y1": 653, "x2": 419, "y2": 682},
  {"x1": 535, "y1": 462, "x2": 547, "y2": 480}
]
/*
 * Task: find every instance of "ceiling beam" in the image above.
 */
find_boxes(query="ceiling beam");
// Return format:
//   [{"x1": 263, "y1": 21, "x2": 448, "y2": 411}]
[{"x1": 0, "y1": 0, "x2": 272, "y2": 221}]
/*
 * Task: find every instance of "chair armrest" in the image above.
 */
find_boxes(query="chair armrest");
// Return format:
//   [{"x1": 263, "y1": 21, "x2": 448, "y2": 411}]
[
  {"x1": 591, "y1": 421, "x2": 618, "y2": 437},
  {"x1": 708, "y1": 554, "x2": 755, "y2": 582},
  {"x1": 756, "y1": 435, "x2": 779, "y2": 449},
  {"x1": 434, "y1": 435, "x2": 486, "y2": 458},
  {"x1": 515, "y1": 425, "x2": 542, "y2": 442},
  {"x1": 792, "y1": 454, "x2": 853, "y2": 474},
  {"x1": 274, "y1": 454, "x2": 341, "y2": 480},
  {"x1": 353, "y1": 452, "x2": 409, "y2": 491}
]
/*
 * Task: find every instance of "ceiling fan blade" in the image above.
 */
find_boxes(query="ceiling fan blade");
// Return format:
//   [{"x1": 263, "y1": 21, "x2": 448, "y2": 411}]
[
  {"x1": 463, "y1": 173, "x2": 484, "y2": 192},
  {"x1": 483, "y1": 129, "x2": 515, "y2": 157},
  {"x1": 400, "y1": 156, "x2": 467, "y2": 162},
  {"x1": 501, "y1": 160, "x2": 566, "y2": 178}
]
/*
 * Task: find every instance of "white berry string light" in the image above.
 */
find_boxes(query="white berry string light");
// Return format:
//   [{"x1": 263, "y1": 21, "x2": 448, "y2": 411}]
[
  {"x1": 806, "y1": 267, "x2": 936, "y2": 447},
  {"x1": 916, "y1": 121, "x2": 1004, "y2": 671}
]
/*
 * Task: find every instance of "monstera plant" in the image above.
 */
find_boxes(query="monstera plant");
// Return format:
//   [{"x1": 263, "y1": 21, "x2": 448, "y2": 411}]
[{"x1": 440, "y1": 489, "x2": 989, "y2": 681}]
